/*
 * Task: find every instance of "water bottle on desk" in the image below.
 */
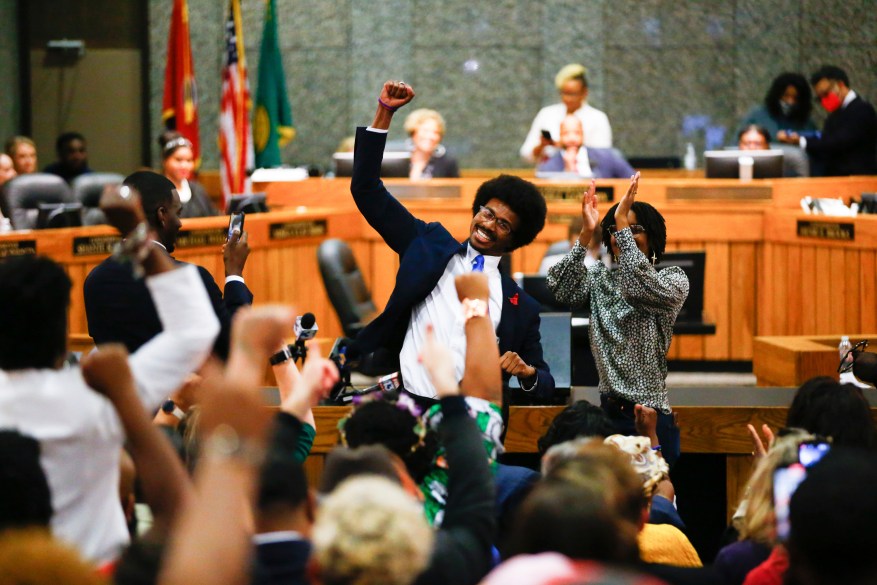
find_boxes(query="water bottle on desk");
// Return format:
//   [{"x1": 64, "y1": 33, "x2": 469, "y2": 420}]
[{"x1": 683, "y1": 143, "x2": 697, "y2": 171}]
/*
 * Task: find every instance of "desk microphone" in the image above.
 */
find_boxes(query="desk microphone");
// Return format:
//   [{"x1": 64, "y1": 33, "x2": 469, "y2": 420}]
[{"x1": 292, "y1": 313, "x2": 318, "y2": 363}]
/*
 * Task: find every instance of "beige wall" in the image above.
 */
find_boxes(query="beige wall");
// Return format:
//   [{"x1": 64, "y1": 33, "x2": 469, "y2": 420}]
[{"x1": 29, "y1": 48, "x2": 143, "y2": 175}]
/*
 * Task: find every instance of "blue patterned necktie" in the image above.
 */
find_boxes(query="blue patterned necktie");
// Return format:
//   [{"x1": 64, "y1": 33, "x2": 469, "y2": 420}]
[{"x1": 471, "y1": 254, "x2": 485, "y2": 272}]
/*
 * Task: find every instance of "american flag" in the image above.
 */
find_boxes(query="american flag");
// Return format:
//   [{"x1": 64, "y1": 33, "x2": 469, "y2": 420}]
[{"x1": 218, "y1": 0, "x2": 253, "y2": 208}]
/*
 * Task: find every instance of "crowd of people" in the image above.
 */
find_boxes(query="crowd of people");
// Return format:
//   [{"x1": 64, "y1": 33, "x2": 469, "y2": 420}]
[{"x1": 0, "y1": 67, "x2": 876, "y2": 585}]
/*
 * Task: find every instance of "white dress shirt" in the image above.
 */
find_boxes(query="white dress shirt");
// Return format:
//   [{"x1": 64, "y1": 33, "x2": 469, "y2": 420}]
[
  {"x1": 0, "y1": 264, "x2": 219, "y2": 564},
  {"x1": 400, "y1": 246, "x2": 503, "y2": 398},
  {"x1": 520, "y1": 102, "x2": 613, "y2": 163}
]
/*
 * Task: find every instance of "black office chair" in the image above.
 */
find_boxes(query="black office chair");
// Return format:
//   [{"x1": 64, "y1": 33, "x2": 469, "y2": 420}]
[
  {"x1": 317, "y1": 239, "x2": 378, "y2": 338},
  {"x1": 1, "y1": 173, "x2": 73, "y2": 229},
  {"x1": 71, "y1": 173, "x2": 124, "y2": 226}
]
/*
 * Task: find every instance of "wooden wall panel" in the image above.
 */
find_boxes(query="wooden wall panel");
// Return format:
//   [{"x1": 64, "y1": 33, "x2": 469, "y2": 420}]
[
  {"x1": 703, "y1": 242, "x2": 730, "y2": 359},
  {"x1": 861, "y1": 251, "x2": 877, "y2": 333},
  {"x1": 729, "y1": 243, "x2": 757, "y2": 359}
]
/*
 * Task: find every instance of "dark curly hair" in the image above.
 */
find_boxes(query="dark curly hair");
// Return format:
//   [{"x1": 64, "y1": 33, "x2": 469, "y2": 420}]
[
  {"x1": 537, "y1": 400, "x2": 616, "y2": 456},
  {"x1": 764, "y1": 72, "x2": 813, "y2": 125},
  {"x1": 600, "y1": 201, "x2": 667, "y2": 263},
  {"x1": 810, "y1": 65, "x2": 850, "y2": 88},
  {"x1": 0, "y1": 255, "x2": 71, "y2": 370},
  {"x1": 786, "y1": 376, "x2": 877, "y2": 451},
  {"x1": 471, "y1": 174, "x2": 547, "y2": 251},
  {"x1": 341, "y1": 401, "x2": 439, "y2": 484}
]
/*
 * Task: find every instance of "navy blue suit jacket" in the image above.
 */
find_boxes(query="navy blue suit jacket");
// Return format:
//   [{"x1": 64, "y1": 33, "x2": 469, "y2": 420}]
[
  {"x1": 84, "y1": 255, "x2": 253, "y2": 360},
  {"x1": 538, "y1": 147, "x2": 635, "y2": 178},
  {"x1": 352, "y1": 127, "x2": 554, "y2": 397}
]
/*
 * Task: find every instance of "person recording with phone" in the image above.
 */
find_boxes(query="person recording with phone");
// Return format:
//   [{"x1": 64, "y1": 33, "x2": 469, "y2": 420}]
[{"x1": 85, "y1": 171, "x2": 253, "y2": 361}]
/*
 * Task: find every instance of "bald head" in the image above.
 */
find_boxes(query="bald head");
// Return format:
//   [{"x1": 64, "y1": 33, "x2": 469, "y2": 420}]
[{"x1": 559, "y1": 115, "x2": 584, "y2": 150}]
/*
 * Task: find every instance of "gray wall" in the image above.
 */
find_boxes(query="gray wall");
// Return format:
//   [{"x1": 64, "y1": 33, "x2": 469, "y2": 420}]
[{"x1": 66, "y1": 0, "x2": 877, "y2": 170}]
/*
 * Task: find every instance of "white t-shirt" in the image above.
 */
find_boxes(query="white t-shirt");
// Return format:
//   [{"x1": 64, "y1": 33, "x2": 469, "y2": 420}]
[{"x1": 0, "y1": 265, "x2": 219, "y2": 564}]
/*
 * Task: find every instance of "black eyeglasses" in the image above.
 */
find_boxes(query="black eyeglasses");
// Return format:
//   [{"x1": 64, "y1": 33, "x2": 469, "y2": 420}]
[
  {"x1": 838, "y1": 339, "x2": 869, "y2": 374},
  {"x1": 477, "y1": 206, "x2": 514, "y2": 235},
  {"x1": 607, "y1": 224, "x2": 646, "y2": 236}
]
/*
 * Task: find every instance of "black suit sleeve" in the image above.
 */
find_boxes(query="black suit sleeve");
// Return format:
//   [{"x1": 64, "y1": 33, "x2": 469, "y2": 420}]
[
  {"x1": 807, "y1": 100, "x2": 877, "y2": 156},
  {"x1": 414, "y1": 396, "x2": 496, "y2": 585},
  {"x1": 196, "y1": 266, "x2": 253, "y2": 360},
  {"x1": 351, "y1": 127, "x2": 425, "y2": 255}
]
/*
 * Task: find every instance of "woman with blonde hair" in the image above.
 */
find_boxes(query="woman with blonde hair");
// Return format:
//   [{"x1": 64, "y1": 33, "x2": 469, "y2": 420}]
[
  {"x1": 713, "y1": 429, "x2": 818, "y2": 585},
  {"x1": 403, "y1": 108, "x2": 459, "y2": 179},
  {"x1": 519, "y1": 63, "x2": 613, "y2": 163}
]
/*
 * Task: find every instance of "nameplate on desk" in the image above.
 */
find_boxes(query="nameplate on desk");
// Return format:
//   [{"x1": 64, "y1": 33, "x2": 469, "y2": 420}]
[
  {"x1": 175, "y1": 229, "x2": 228, "y2": 249},
  {"x1": 0, "y1": 239, "x2": 36, "y2": 258},
  {"x1": 796, "y1": 220, "x2": 854, "y2": 241},
  {"x1": 269, "y1": 219, "x2": 327, "y2": 240},
  {"x1": 72, "y1": 235, "x2": 121, "y2": 257},
  {"x1": 538, "y1": 185, "x2": 614, "y2": 203},
  {"x1": 667, "y1": 186, "x2": 772, "y2": 200},
  {"x1": 390, "y1": 184, "x2": 461, "y2": 200}
]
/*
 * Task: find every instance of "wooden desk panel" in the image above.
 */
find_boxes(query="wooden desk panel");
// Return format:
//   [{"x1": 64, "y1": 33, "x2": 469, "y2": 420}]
[{"x1": 752, "y1": 334, "x2": 875, "y2": 386}]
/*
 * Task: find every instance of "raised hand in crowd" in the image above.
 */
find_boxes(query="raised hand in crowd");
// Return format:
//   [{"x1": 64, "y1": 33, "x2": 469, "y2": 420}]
[
  {"x1": 747, "y1": 422, "x2": 775, "y2": 459},
  {"x1": 420, "y1": 324, "x2": 460, "y2": 398},
  {"x1": 100, "y1": 184, "x2": 175, "y2": 276},
  {"x1": 223, "y1": 229, "x2": 250, "y2": 278},
  {"x1": 81, "y1": 344, "x2": 193, "y2": 535},
  {"x1": 613, "y1": 171, "x2": 641, "y2": 232},
  {"x1": 454, "y1": 273, "x2": 503, "y2": 402},
  {"x1": 577, "y1": 179, "x2": 600, "y2": 248},
  {"x1": 159, "y1": 360, "x2": 272, "y2": 585},
  {"x1": 226, "y1": 305, "x2": 296, "y2": 387},
  {"x1": 280, "y1": 341, "x2": 339, "y2": 422}
]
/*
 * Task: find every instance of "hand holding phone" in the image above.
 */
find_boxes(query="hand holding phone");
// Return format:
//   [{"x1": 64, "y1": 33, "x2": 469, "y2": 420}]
[{"x1": 228, "y1": 212, "x2": 245, "y2": 241}]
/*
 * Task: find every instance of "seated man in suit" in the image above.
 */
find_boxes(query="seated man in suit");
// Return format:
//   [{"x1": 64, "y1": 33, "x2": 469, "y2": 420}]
[
  {"x1": 538, "y1": 115, "x2": 635, "y2": 179},
  {"x1": 84, "y1": 171, "x2": 252, "y2": 360},
  {"x1": 352, "y1": 80, "x2": 555, "y2": 402}
]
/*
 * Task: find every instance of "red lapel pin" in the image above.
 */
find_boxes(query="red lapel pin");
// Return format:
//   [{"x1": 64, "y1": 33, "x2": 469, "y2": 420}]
[{"x1": 509, "y1": 293, "x2": 519, "y2": 306}]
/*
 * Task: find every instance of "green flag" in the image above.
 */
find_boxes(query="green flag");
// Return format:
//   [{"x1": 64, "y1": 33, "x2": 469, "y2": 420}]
[{"x1": 254, "y1": 0, "x2": 294, "y2": 168}]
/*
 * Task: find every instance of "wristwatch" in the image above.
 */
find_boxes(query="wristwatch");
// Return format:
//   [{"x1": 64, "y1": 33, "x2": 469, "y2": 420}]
[
  {"x1": 461, "y1": 298, "x2": 488, "y2": 321},
  {"x1": 269, "y1": 345, "x2": 294, "y2": 365},
  {"x1": 161, "y1": 399, "x2": 186, "y2": 421}
]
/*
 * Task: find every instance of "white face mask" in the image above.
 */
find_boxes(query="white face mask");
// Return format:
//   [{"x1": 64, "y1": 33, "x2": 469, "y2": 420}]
[{"x1": 779, "y1": 101, "x2": 793, "y2": 116}]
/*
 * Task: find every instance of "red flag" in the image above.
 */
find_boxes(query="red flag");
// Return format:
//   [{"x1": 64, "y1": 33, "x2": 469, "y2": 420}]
[
  {"x1": 219, "y1": 0, "x2": 253, "y2": 205},
  {"x1": 162, "y1": 0, "x2": 200, "y2": 166}
]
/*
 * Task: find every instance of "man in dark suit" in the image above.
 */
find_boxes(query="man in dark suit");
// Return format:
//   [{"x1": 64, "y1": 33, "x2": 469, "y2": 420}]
[
  {"x1": 84, "y1": 171, "x2": 252, "y2": 360},
  {"x1": 537, "y1": 115, "x2": 635, "y2": 179},
  {"x1": 352, "y1": 80, "x2": 555, "y2": 401},
  {"x1": 778, "y1": 65, "x2": 877, "y2": 176}
]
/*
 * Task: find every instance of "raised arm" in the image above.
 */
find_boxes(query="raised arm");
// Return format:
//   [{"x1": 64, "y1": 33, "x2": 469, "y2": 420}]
[
  {"x1": 454, "y1": 273, "x2": 502, "y2": 404},
  {"x1": 546, "y1": 179, "x2": 600, "y2": 307},
  {"x1": 81, "y1": 345, "x2": 193, "y2": 536},
  {"x1": 417, "y1": 328, "x2": 496, "y2": 585},
  {"x1": 351, "y1": 80, "x2": 424, "y2": 255},
  {"x1": 613, "y1": 174, "x2": 689, "y2": 313},
  {"x1": 158, "y1": 366, "x2": 272, "y2": 585}
]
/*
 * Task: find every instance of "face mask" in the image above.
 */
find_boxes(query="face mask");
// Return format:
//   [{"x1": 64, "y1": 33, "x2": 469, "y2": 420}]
[
  {"x1": 821, "y1": 91, "x2": 842, "y2": 113},
  {"x1": 779, "y1": 101, "x2": 793, "y2": 116}
]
